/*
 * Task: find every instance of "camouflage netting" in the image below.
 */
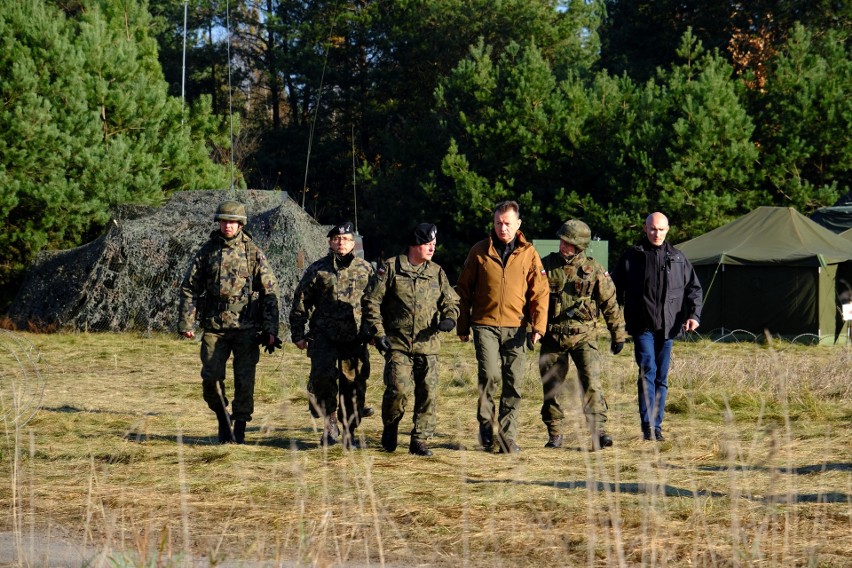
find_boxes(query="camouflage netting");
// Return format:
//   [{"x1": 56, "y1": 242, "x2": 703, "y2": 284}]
[{"x1": 8, "y1": 190, "x2": 330, "y2": 337}]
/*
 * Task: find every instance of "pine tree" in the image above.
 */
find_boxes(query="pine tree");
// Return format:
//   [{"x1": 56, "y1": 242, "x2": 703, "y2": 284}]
[{"x1": 0, "y1": 0, "x2": 231, "y2": 303}]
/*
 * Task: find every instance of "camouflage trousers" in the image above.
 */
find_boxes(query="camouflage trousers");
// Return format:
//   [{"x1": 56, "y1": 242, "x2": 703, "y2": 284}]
[
  {"x1": 307, "y1": 335, "x2": 370, "y2": 432},
  {"x1": 199, "y1": 329, "x2": 260, "y2": 422},
  {"x1": 538, "y1": 336, "x2": 608, "y2": 436},
  {"x1": 381, "y1": 351, "x2": 440, "y2": 442}
]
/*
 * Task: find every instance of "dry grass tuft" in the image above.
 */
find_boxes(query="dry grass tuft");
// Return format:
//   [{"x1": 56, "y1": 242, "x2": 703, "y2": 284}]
[{"x1": 1, "y1": 332, "x2": 851, "y2": 566}]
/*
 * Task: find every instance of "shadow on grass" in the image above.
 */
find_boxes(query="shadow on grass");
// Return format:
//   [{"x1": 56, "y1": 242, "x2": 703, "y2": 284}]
[
  {"x1": 694, "y1": 463, "x2": 852, "y2": 474},
  {"x1": 465, "y1": 478, "x2": 852, "y2": 503},
  {"x1": 44, "y1": 405, "x2": 160, "y2": 416}
]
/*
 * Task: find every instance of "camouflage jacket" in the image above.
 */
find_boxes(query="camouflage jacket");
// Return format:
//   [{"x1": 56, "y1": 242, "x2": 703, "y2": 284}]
[
  {"x1": 179, "y1": 229, "x2": 280, "y2": 335},
  {"x1": 542, "y1": 251, "x2": 627, "y2": 348},
  {"x1": 362, "y1": 254, "x2": 460, "y2": 355},
  {"x1": 289, "y1": 251, "x2": 375, "y2": 344}
]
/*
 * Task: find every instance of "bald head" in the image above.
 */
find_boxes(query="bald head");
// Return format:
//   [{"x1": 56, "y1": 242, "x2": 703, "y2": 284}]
[{"x1": 644, "y1": 212, "x2": 669, "y2": 247}]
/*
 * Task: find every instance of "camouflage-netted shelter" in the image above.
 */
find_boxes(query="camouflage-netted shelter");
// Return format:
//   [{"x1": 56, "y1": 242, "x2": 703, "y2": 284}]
[
  {"x1": 677, "y1": 207, "x2": 852, "y2": 343},
  {"x1": 8, "y1": 190, "x2": 329, "y2": 335}
]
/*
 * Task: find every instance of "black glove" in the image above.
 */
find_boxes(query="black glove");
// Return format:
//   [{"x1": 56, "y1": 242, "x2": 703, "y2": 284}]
[
  {"x1": 611, "y1": 341, "x2": 624, "y2": 355},
  {"x1": 257, "y1": 332, "x2": 283, "y2": 354},
  {"x1": 437, "y1": 318, "x2": 456, "y2": 332},
  {"x1": 526, "y1": 333, "x2": 535, "y2": 350},
  {"x1": 376, "y1": 336, "x2": 391, "y2": 354}
]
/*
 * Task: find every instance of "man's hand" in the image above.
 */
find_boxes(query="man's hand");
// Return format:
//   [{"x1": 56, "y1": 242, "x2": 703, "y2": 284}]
[
  {"x1": 375, "y1": 336, "x2": 391, "y2": 354},
  {"x1": 437, "y1": 318, "x2": 456, "y2": 332},
  {"x1": 294, "y1": 339, "x2": 308, "y2": 350},
  {"x1": 611, "y1": 341, "x2": 624, "y2": 355},
  {"x1": 458, "y1": 334, "x2": 470, "y2": 343},
  {"x1": 684, "y1": 319, "x2": 700, "y2": 332},
  {"x1": 180, "y1": 331, "x2": 195, "y2": 340},
  {"x1": 526, "y1": 331, "x2": 541, "y2": 350},
  {"x1": 257, "y1": 332, "x2": 283, "y2": 354}
]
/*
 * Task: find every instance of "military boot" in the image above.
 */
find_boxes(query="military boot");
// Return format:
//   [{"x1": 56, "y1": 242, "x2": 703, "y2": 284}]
[
  {"x1": 544, "y1": 434, "x2": 563, "y2": 448},
  {"x1": 321, "y1": 415, "x2": 340, "y2": 446},
  {"x1": 596, "y1": 432, "x2": 613, "y2": 450},
  {"x1": 381, "y1": 416, "x2": 401, "y2": 452},
  {"x1": 409, "y1": 438, "x2": 433, "y2": 457},
  {"x1": 233, "y1": 420, "x2": 247, "y2": 444},
  {"x1": 497, "y1": 437, "x2": 521, "y2": 454},
  {"x1": 216, "y1": 412, "x2": 232, "y2": 444},
  {"x1": 343, "y1": 427, "x2": 361, "y2": 450},
  {"x1": 478, "y1": 422, "x2": 494, "y2": 451}
]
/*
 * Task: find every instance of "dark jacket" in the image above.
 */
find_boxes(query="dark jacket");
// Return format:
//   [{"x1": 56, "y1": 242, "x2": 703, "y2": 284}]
[{"x1": 613, "y1": 239, "x2": 702, "y2": 339}]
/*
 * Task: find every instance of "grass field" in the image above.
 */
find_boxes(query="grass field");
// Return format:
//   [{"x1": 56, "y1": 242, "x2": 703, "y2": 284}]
[{"x1": 2, "y1": 330, "x2": 851, "y2": 566}]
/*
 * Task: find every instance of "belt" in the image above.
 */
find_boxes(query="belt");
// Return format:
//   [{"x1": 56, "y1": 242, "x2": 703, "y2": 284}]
[{"x1": 547, "y1": 323, "x2": 592, "y2": 336}]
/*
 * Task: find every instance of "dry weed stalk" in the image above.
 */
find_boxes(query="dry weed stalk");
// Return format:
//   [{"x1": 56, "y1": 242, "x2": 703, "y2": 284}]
[{"x1": 0, "y1": 332, "x2": 851, "y2": 566}]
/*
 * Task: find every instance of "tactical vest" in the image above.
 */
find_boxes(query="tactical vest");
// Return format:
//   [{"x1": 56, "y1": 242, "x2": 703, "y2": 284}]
[
  {"x1": 546, "y1": 254, "x2": 598, "y2": 337},
  {"x1": 205, "y1": 237, "x2": 260, "y2": 327}
]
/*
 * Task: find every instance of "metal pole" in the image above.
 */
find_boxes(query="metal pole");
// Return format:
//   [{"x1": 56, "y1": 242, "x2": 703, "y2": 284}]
[{"x1": 181, "y1": 1, "x2": 188, "y2": 111}]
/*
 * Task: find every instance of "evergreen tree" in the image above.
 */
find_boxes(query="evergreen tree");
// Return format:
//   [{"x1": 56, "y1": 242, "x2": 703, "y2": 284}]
[
  {"x1": 751, "y1": 24, "x2": 852, "y2": 209},
  {"x1": 0, "y1": 0, "x2": 231, "y2": 303},
  {"x1": 612, "y1": 31, "x2": 759, "y2": 241}
]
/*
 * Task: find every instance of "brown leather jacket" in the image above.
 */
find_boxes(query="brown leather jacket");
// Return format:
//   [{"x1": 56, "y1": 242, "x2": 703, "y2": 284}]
[{"x1": 456, "y1": 230, "x2": 549, "y2": 336}]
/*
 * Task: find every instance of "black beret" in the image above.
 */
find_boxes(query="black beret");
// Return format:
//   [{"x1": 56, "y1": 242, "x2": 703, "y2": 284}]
[
  {"x1": 409, "y1": 223, "x2": 437, "y2": 246},
  {"x1": 327, "y1": 221, "x2": 355, "y2": 238}
]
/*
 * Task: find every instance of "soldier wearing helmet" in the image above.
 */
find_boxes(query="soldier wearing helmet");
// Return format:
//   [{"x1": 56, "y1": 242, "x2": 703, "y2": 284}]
[
  {"x1": 538, "y1": 219, "x2": 627, "y2": 451},
  {"x1": 179, "y1": 200, "x2": 281, "y2": 444}
]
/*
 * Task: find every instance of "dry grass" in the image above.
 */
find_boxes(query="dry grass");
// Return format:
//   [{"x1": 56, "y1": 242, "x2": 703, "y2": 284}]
[{"x1": 2, "y1": 331, "x2": 852, "y2": 566}]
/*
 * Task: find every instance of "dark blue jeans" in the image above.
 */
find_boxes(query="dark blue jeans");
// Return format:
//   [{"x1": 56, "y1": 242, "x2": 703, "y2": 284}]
[{"x1": 633, "y1": 330, "x2": 673, "y2": 432}]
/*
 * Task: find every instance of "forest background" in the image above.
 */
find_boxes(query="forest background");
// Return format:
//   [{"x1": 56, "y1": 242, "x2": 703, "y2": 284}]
[{"x1": 1, "y1": 0, "x2": 851, "y2": 309}]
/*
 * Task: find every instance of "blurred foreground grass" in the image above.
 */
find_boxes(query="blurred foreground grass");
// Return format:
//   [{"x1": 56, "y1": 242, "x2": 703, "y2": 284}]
[{"x1": 1, "y1": 331, "x2": 851, "y2": 566}]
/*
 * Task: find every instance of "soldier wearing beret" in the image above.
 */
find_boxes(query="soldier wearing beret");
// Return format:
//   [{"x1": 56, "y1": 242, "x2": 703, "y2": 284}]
[
  {"x1": 179, "y1": 200, "x2": 281, "y2": 444},
  {"x1": 362, "y1": 223, "x2": 459, "y2": 456},
  {"x1": 290, "y1": 221, "x2": 375, "y2": 448}
]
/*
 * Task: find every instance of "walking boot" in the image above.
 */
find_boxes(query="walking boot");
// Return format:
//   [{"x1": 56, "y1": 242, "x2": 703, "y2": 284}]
[
  {"x1": 497, "y1": 437, "x2": 521, "y2": 454},
  {"x1": 408, "y1": 438, "x2": 433, "y2": 457},
  {"x1": 596, "y1": 432, "x2": 613, "y2": 450},
  {"x1": 654, "y1": 428, "x2": 665, "y2": 442},
  {"x1": 478, "y1": 423, "x2": 494, "y2": 450},
  {"x1": 381, "y1": 417, "x2": 401, "y2": 452},
  {"x1": 233, "y1": 420, "x2": 247, "y2": 444},
  {"x1": 360, "y1": 406, "x2": 375, "y2": 418},
  {"x1": 544, "y1": 434, "x2": 563, "y2": 448},
  {"x1": 216, "y1": 412, "x2": 232, "y2": 444},
  {"x1": 343, "y1": 427, "x2": 361, "y2": 450},
  {"x1": 321, "y1": 415, "x2": 340, "y2": 446}
]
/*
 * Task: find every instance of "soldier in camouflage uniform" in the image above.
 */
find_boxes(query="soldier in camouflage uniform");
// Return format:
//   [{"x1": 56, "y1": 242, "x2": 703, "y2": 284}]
[
  {"x1": 538, "y1": 220, "x2": 627, "y2": 450},
  {"x1": 362, "y1": 223, "x2": 459, "y2": 456},
  {"x1": 290, "y1": 221, "x2": 375, "y2": 448},
  {"x1": 179, "y1": 201, "x2": 281, "y2": 444}
]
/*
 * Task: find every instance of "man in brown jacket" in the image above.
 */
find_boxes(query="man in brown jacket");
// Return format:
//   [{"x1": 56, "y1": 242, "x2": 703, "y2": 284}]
[{"x1": 456, "y1": 201, "x2": 549, "y2": 453}]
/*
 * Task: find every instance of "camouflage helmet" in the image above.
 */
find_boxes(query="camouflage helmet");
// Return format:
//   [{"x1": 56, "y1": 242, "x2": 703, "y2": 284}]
[
  {"x1": 214, "y1": 201, "x2": 247, "y2": 224},
  {"x1": 557, "y1": 219, "x2": 591, "y2": 251}
]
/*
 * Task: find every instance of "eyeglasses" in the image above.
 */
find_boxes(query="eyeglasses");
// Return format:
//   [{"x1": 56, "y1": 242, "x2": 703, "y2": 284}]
[{"x1": 330, "y1": 236, "x2": 354, "y2": 243}]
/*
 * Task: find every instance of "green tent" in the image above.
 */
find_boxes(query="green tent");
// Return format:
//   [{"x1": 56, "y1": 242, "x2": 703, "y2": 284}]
[{"x1": 677, "y1": 207, "x2": 852, "y2": 343}]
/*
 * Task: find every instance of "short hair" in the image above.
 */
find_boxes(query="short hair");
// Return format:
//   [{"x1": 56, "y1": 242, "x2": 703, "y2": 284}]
[{"x1": 494, "y1": 200, "x2": 520, "y2": 217}]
